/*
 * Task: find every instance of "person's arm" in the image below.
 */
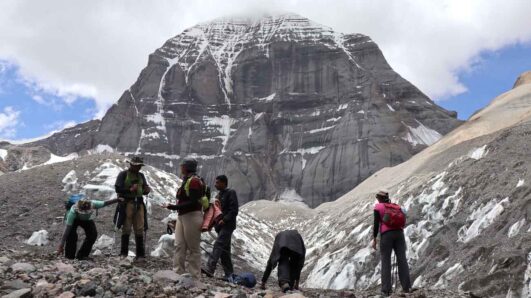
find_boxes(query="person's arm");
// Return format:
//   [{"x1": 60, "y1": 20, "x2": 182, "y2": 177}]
[
  {"x1": 141, "y1": 173, "x2": 151, "y2": 195},
  {"x1": 222, "y1": 190, "x2": 239, "y2": 223},
  {"x1": 372, "y1": 210, "x2": 380, "y2": 250},
  {"x1": 293, "y1": 254, "x2": 305, "y2": 289},
  {"x1": 261, "y1": 259, "x2": 274, "y2": 286},
  {"x1": 373, "y1": 210, "x2": 380, "y2": 239},
  {"x1": 57, "y1": 210, "x2": 76, "y2": 254},
  {"x1": 114, "y1": 171, "x2": 128, "y2": 196}
]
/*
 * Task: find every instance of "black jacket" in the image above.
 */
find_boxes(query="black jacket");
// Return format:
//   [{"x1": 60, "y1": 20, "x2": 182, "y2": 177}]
[
  {"x1": 113, "y1": 170, "x2": 149, "y2": 231},
  {"x1": 217, "y1": 188, "x2": 239, "y2": 230},
  {"x1": 262, "y1": 230, "x2": 306, "y2": 283}
]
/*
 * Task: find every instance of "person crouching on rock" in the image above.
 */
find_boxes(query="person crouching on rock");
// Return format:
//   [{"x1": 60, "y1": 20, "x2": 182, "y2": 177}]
[
  {"x1": 113, "y1": 156, "x2": 151, "y2": 261},
  {"x1": 57, "y1": 197, "x2": 122, "y2": 260},
  {"x1": 162, "y1": 157, "x2": 204, "y2": 280},
  {"x1": 261, "y1": 230, "x2": 306, "y2": 293}
]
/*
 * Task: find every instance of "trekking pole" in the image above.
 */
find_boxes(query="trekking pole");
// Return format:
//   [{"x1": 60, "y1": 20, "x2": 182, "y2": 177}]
[{"x1": 391, "y1": 254, "x2": 396, "y2": 293}]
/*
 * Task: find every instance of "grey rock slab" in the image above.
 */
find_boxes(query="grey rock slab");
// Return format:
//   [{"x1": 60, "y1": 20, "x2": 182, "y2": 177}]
[
  {"x1": 10, "y1": 263, "x2": 35, "y2": 273},
  {"x1": 1, "y1": 288, "x2": 32, "y2": 298},
  {"x1": 152, "y1": 270, "x2": 180, "y2": 283}
]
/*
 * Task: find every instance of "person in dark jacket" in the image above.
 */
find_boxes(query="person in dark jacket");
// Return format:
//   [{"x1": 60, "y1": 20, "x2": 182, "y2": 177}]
[
  {"x1": 113, "y1": 156, "x2": 151, "y2": 260},
  {"x1": 203, "y1": 175, "x2": 239, "y2": 279},
  {"x1": 372, "y1": 191, "x2": 411, "y2": 296},
  {"x1": 261, "y1": 230, "x2": 305, "y2": 292},
  {"x1": 163, "y1": 157, "x2": 204, "y2": 280},
  {"x1": 58, "y1": 197, "x2": 122, "y2": 259}
]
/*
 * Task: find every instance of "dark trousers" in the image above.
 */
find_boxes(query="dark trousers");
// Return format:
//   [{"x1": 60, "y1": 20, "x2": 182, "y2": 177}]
[
  {"x1": 207, "y1": 226, "x2": 234, "y2": 277},
  {"x1": 65, "y1": 219, "x2": 98, "y2": 259},
  {"x1": 277, "y1": 249, "x2": 302, "y2": 289},
  {"x1": 380, "y1": 230, "x2": 411, "y2": 294}
]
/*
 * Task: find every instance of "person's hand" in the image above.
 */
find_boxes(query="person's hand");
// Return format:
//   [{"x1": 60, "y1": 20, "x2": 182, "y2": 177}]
[
  {"x1": 117, "y1": 197, "x2": 125, "y2": 202},
  {"x1": 162, "y1": 203, "x2": 169, "y2": 209},
  {"x1": 130, "y1": 184, "x2": 138, "y2": 192},
  {"x1": 218, "y1": 219, "x2": 224, "y2": 226},
  {"x1": 371, "y1": 238, "x2": 377, "y2": 250},
  {"x1": 57, "y1": 245, "x2": 64, "y2": 255},
  {"x1": 260, "y1": 282, "x2": 266, "y2": 290},
  {"x1": 143, "y1": 185, "x2": 151, "y2": 195}
]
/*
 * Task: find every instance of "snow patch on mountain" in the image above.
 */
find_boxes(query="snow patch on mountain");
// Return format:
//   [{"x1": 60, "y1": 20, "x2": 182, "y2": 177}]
[
  {"x1": 457, "y1": 197, "x2": 509, "y2": 243},
  {"x1": 516, "y1": 179, "x2": 525, "y2": 188},
  {"x1": 507, "y1": 218, "x2": 526, "y2": 238},
  {"x1": 279, "y1": 189, "x2": 305, "y2": 203},
  {"x1": 403, "y1": 121, "x2": 442, "y2": 146},
  {"x1": 44, "y1": 153, "x2": 78, "y2": 165},
  {"x1": 0, "y1": 149, "x2": 7, "y2": 160},
  {"x1": 468, "y1": 145, "x2": 488, "y2": 160},
  {"x1": 89, "y1": 144, "x2": 115, "y2": 154},
  {"x1": 433, "y1": 263, "x2": 465, "y2": 289}
]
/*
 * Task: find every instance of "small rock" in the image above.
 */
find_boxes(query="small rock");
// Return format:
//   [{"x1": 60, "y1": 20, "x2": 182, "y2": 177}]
[
  {"x1": 214, "y1": 293, "x2": 232, "y2": 298},
  {"x1": 1, "y1": 288, "x2": 32, "y2": 298},
  {"x1": 55, "y1": 262, "x2": 75, "y2": 273},
  {"x1": 57, "y1": 291, "x2": 75, "y2": 298},
  {"x1": 0, "y1": 256, "x2": 11, "y2": 264},
  {"x1": 153, "y1": 270, "x2": 180, "y2": 283},
  {"x1": 2, "y1": 279, "x2": 30, "y2": 290},
  {"x1": 87, "y1": 267, "x2": 106, "y2": 275},
  {"x1": 10, "y1": 263, "x2": 35, "y2": 273},
  {"x1": 78, "y1": 281, "x2": 97, "y2": 296},
  {"x1": 280, "y1": 294, "x2": 306, "y2": 298}
]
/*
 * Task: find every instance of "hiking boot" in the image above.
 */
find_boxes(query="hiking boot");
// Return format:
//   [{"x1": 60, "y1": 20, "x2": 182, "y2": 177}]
[
  {"x1": 120, "y1": 235, "x2": 130, "y2": 257},
  {"x1": 135, "y1": 236, "x2": 145, "y2": 258},
  {"x1": 281, "y1": 283, "x2": 290, "y2": 293},
  {"x1": 201, "y1": 267, "x2": 214, "y2": 278}
]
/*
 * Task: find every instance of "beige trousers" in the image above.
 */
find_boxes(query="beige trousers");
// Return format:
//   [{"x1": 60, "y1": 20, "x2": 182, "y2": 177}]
[
  {"x1": 122, "y1": 201, "x2": 145, "y2": 237},
  {"x1": 174, "y1": 211, "x2": 203, "y2": 280}
]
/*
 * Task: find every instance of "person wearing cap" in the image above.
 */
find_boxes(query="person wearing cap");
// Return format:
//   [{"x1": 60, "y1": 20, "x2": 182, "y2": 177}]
[
  {"x1": 372, "y1": 191, "x2": 411, "y2": 296},
  {"x1": 113, "y1": 156, "x2": 151, "y2": 260},
  {"x1": 203, "y1": 174, "x2": 239, "y2": 280},
  {"x1": 58, "y1": 196, "x2": 122, "y2": 260},
  {"x1": 163, "y1": 157, "x2": 205, "y2": 280}
]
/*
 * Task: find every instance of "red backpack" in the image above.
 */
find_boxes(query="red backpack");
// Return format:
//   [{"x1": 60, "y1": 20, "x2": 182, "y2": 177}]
[{"x1": 381, "y1": 203, "x2": 406, "y2": 229}]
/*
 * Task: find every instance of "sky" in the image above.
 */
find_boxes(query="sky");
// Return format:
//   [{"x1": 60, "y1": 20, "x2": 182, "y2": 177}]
[{"x1": 0, "y1": 0, "x2": 530, "y2": 141}]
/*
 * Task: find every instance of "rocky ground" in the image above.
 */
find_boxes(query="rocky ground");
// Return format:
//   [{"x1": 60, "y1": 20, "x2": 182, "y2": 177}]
[{"x1": 0, "y1": 246, "x2": 468, "y2": 298}]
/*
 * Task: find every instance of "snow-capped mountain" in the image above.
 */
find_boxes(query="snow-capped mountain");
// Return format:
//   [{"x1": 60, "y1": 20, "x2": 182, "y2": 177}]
[{"x1": 11, "y1": 13, "x2": 460, "y2": 207}]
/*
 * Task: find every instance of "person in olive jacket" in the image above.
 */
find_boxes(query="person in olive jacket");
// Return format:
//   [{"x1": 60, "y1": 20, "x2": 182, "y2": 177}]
[{"x1": 203, "y1": 174, "x2": 239, "y2": 279}]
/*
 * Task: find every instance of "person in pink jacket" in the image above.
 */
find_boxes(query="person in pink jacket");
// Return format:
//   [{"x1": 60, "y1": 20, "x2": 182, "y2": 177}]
[{"x1": 372, "y1": 191, "x2": 411, "y2": 296}]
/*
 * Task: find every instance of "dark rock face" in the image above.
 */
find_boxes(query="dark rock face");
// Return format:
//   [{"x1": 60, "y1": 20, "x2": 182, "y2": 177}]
[{"x1": 25, "y1": 13, "x2": 461, "y2": 206}]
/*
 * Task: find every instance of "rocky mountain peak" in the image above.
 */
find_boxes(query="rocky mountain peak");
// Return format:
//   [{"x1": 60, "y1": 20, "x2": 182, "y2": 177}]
[{"x1": 18, "y1": 13, "x2": 461, "y2": 207}]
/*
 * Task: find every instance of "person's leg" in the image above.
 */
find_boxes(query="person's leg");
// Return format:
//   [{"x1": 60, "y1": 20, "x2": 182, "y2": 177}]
[
  {"x1": 288, "y1": 252, "x2": 300, "y2": 290},
  {"x1": 132, "y1": 203, "x2": 145, "y2": 258},
  {"x1": 121, "y1": 202, "x2": 134, "y2": 256},
  {"x1": 380, "y1": 232, "x2": 393, "y2": 295},
  {"x1": 277, "y1": 250, "x2": 291, "y2": 292},
  {"x1": 394, "y1": 231, "x2": 412, "y2": 292},
  {"x1": 64, "y1": 221, "x2": 79, "y2": 259},
  {"x1": 76, "y1": 220, "x2": 97, "y2": 259},
  {"x1": 174, "y1": 215, "x2": 187, "y2": 274},
  {"x1": 182, "y1": 211, "x2": 203, "y2": 280},
  {"x1": 218, "y1": 228, "x2": 234, "y2": 278}
]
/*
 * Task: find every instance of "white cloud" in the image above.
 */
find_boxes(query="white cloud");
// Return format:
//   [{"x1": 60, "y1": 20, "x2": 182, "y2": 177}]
[
  {"x1": 0, "y1": 106, "x2": 21, "y2": 138},
  {"x1": 0, "y1": 0, "x2": 530, "y2": 118}
]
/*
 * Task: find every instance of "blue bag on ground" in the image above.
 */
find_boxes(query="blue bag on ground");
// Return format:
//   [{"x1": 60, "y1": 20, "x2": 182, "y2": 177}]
[{"x1": 228, "y1": 272, "x2": 257, "y2": 288}]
